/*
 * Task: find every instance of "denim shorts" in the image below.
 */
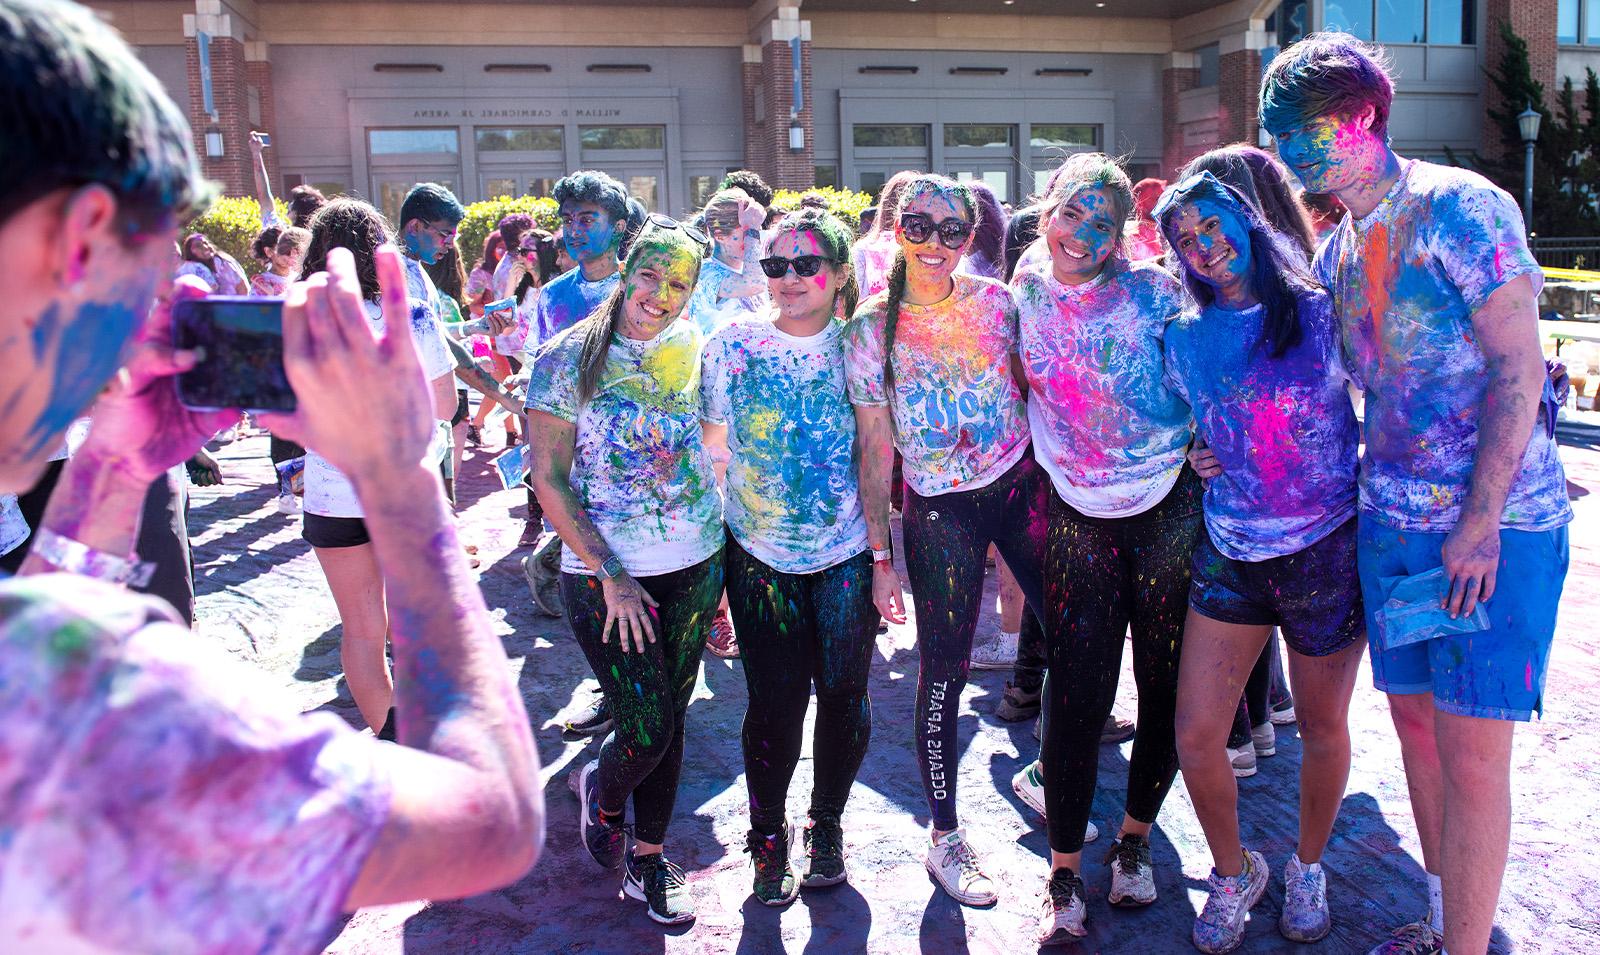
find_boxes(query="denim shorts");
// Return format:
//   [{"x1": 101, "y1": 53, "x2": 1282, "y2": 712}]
[
  {"x1": 1356, "y1": 513, "x2": 1568, "y2": 721},
  {"x1": 1189, "y1": 516, "x2": 1363, "y2": 658}
]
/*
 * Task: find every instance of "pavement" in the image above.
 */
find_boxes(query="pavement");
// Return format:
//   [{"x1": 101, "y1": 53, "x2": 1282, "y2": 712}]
[{"x1": 188, "y1": 416, "x2": 1600, "y2": 955}]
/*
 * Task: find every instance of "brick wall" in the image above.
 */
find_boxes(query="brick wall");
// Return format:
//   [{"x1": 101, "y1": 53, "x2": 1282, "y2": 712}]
[
  {"x1": 184, "y1": 34, "x2": 256, "y2": 196},
  {"x1": 1217, "y1": 48, "x2": 1262, "y2": 151},
  {"x1": 1161, "y1": 65, "x2": 1202, "y2": 178},
  {"x1": 741, "y1": 40, "x2": 815, "y2": 192},
  {"x1": 1483, "y1": 0, "x2": 1560, "y2": 161}
]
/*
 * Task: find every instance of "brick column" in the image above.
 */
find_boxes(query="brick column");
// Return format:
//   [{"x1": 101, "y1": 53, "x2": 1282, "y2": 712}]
[
  {"x1": 244, "y1": 44, "x2": 278, "y2": 193},
  {"x1": 1483, "y1": 0, "x2": 1560, "y2": 161},
  {"x1": 1218, "y1": 47, "x2": 1263, "y2": 148},
  {"x1": 183, "y1": 4, "x2": 264, "y2": 198},
  {"x1": 741, "y1": 12, "x2": 815, "y2": 191},
  {"x1": 1162, "y1": 58, "x2": 1202, "y2": 178}
]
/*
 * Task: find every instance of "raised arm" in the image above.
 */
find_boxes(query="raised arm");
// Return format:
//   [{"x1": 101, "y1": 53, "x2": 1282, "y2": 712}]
[
  {"x1": 249, "y1": 133, "x2": 278, "y2": 226},
  {"x1": 1442, "y1": 273, "x2": 1547, "y2": 617}
]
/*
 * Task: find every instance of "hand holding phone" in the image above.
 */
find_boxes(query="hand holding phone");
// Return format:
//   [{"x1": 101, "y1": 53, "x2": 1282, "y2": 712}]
[{"x1": 174, "y1": 296, "x2": 296, "y2": 413}]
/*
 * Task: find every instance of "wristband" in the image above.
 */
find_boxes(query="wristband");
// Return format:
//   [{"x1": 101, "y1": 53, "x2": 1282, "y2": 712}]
[
  {"x1": 871, "y1": 547, "x2": 893, "y2": 565},
  {"x1": 32, "y1": 528, "x2": 154, "y2": 587}
]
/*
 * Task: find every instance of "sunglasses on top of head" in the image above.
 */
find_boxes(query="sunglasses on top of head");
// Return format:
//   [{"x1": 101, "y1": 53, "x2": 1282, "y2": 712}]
[
  {"x1": 898, "y1": 213, "x2": 973, "y2": 250},
  {"x1": 646, "y1": 212, "x2": 709, "y2": 246},
  {"x1": 759, "y1": 254, "x2": 833, "y2": 279}
]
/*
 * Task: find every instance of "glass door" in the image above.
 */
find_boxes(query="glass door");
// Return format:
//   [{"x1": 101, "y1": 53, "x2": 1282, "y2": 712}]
[
  {"x1": 943, "y1": 124, "x2": 1017, "y2": 205},
  {"x1": 475, "y1": 126, "x2": 565, "y2": 202},
  {"x1": 579, "y1": 125, "x2": 668, "y2": 211}
]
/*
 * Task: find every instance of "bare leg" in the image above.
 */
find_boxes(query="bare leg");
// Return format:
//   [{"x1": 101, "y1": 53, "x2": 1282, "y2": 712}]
[
  {"x1": 314, "y1": 543, "x2": 391, "y2": 729},
  {"x1": 1387, "y1": 692, "x2": 1444, "y2": 872},
  {"x1": 1281, "y1": 637, "x2": 1365, "y2": 862},
  {"x1": 1174, "y1": 608, "x2": 1269, "y2": 876},
  {"x1": 1435, "y1": 709, "x2": 1514, "y2": 955}
]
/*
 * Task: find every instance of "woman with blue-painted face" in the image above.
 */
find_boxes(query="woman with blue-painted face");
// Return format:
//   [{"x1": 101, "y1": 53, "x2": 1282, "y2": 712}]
[
  {"x1": 1009, "y1": 152, "x2": 1196, "y2": 945},
  {"x1": 701, "y1": 208, "x2": 886, "y2": 906},
  {"x1": 844, "y1": 173, "x2": 1048, "y2": 909},
  {"x1": 1156, "y1": 171, "x2": 1366, "y2": 954}
]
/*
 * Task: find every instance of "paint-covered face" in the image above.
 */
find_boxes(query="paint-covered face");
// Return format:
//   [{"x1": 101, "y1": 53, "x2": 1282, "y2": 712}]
[
  {"x1": 0, "y1": 235, "x2": 172, "y2": 491},
  {"x1": 559, "y1": 200, "x2": 620, "y2": 265},
  {"x1": 766, "y1": 230, "x2": 841, "y2": 323},
  {"x1": 1167, "y1": 198, "x2": 1253, "y2": 299},
  {"x1": 714, "y1": 222, "x2": 752, "y2": 264},
  {"x1": 1045, "y1": 185, "x2": 1121, "y2": 284},
  {"x1": 895, "y1": 189, "x2": 972, "y2": 282},
  {"x1": 403, "y1": 218, "x2": 457, "y2": 265},
  {"x1": 1268, "y1": 110, "x2": 1380, "y2": 195},
  {"x1": 621, "y1": 235, "x2": 700, "y2": 329}
]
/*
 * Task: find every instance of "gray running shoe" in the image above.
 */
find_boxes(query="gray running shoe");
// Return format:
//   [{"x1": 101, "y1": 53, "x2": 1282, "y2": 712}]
[{"x1": 523, "y1": 531, "x2": 564, "y2": 617}]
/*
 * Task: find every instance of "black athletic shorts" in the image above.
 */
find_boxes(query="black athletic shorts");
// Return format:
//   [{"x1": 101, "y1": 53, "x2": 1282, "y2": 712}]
[{"x1": 303, "y1": 512, "x2": 371, "y2": 549}]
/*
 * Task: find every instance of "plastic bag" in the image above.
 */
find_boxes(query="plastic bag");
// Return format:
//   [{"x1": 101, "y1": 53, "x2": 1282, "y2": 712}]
[{"x1": 1372, "y1": 566, "x2": 1490, "y2": 652}]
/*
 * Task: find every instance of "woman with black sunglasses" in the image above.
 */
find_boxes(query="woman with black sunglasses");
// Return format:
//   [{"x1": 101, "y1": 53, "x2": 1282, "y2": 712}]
[
  {"x1": 701, "y1": 208, "x2": 896, "y2": 906},
  {"x1": 844, "y1": 173, "x2": 1049, "y2": 908}
]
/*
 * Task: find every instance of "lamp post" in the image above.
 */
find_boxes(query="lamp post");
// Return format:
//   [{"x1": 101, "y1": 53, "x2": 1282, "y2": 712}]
[{"x1": 1518, "y1": 104, "x2": 1542, "y2": 230}]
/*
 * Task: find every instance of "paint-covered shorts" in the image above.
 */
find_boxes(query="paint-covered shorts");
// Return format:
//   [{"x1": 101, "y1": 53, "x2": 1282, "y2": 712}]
[
  {"x1": 1357, "y1": 513, "x2": 1569, "y2": 721},
  {"x1": 1189, "y1": 516, "x2": 1363, "y2": 658}
]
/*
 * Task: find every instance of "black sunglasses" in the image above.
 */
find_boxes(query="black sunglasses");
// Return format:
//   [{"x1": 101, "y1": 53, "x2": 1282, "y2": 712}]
[
  {"x1": 759, "y1": 254, "x2": 832, "y2": 279},
  {"x1": 899, "y1": 213, "x2": 973, "y2": 250},
  {"x1": 646, "y1": 212, "x2": 709, "y2": 246}
]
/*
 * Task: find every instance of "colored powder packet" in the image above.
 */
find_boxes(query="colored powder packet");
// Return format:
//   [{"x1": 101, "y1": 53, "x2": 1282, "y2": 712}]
[
  {"x1": 1372, "y1": 566, "x2": 1490, "y2": 652},
  {"x1": 274, "y1": 456, "x2": 305, "y2": 495},
  {"x1": 492, "y1": 444, "x2": 531, "y2": 491}
]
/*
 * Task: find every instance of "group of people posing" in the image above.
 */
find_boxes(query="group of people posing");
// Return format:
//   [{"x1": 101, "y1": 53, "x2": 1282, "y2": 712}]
[{"x1": 0, "y1": 5, "x2": 1567, "y2": 953}]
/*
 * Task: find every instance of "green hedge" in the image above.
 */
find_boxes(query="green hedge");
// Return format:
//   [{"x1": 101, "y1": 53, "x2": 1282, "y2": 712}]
[
  {"x1": 769, "y1": 187, "x2": 875, "y2": 231},
  {"x1": 457, "y1": 195, "x2": 560, "y2": 265},
  {"x1": 185, "y1": 196, "x2": 287, "y2": 277}
]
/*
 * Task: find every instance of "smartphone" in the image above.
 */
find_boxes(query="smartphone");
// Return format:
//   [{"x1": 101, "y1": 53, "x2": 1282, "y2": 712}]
[
  {"x1": 173, "y1": 296, "x2": 296, "y2": 413},
  {"x1": 257, "y1": 132, "x2": 271, "y2": 147}
]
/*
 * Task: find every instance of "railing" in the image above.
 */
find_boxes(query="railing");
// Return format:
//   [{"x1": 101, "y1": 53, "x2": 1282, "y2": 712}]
[{"x1": 1530, "y1": 236, "x2": 1600, "y2": 270}]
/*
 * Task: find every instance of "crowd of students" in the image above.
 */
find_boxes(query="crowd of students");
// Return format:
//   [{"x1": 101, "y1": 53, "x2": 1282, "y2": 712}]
[{"x1": 0, "y1": 2, "x2": 1572, "y2": 952}]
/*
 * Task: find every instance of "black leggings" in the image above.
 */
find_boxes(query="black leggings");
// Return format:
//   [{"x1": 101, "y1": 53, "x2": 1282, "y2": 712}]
[
  {"x1": 562, "y1": 550, "x2": 724, "y2": 844},
  {"x1": 904, "y1": 454, "x2": 1049, "y2": 832},
  {"x1": 725, "y1": 534, "x2": 878, "y2": 834},
  {"x1": 1041, "y1": 469, "x2": 1201, "y2": 854}
]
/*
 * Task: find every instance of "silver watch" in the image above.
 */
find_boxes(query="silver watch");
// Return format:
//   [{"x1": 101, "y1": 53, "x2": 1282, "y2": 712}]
[{"x1": 597, "y1": 555, "x2": 625, "y2": 580}]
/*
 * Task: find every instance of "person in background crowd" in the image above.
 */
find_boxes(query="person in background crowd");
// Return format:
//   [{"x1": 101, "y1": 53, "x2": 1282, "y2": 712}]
[
  {"x1": 1300, "y1": 190, "x2": 1346, "y2": 243},
  {"x1": 684, "y1": 188, "x2": 768, "y2": 339},
  {"x1": 176, "y1": 231, "x2": 248, "y2": 295},
  {"x1": 493, "y1": 212, "x2": 536, "y2": 303},
  {"x1": 1010, "y1": 153, "x2": 1195, "y2": 944},
  {"x1": 1155, "y1": 170, "x2": 1367, "y2": 954},
  {"x1": 1264, "y1": 34, "x2": 1571, "y2": 955},
  {"x1": 466, "y1": 231, "x2": 505, "y2": 319},
  {"x1": 720, "y1": 169, "x2": 775, "y2": 213},
  {"x1": 298, "y1": 197, "x2": 459, "y2": 740},
  {"x1": 853, "y1": 170, "x2": 920, "y2": 300},
  {"x1": 0, "y1": 2, "x2": 541, "y2": 949},
  {"x1": 847, "y1": 174, "x2": 1048, "y2": 908},
  {"x1": 526, "y1": 219, "x2": 719, "y2": 925},
  {"x1": 1124, "y1": 177, "x2": 1169, "y2": 261},
  {"x1": 250, "y1": 222, "x2": 283, "y2": 270},
  {"x1": 702, "y1": 208, "x2": 885, "y2": 904},
  {"x1": 250, "y1": 226, "x2": 309, "y2": 298}
]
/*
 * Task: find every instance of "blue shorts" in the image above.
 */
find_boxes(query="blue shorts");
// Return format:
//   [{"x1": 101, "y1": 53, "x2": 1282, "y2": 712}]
[
  {"x1": 1356, "y1": 513, "x2": 1568, "y2": 721},
  {"x1": 1189, "y1": 516, "x2": 1364, "y2": 658}
]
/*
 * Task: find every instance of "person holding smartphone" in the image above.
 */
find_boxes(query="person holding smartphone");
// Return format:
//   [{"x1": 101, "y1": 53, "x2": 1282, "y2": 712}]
[
  {"x1": 526, "y1": 218, "x2": 719, "y2": 925},
  {"x1": 0, "y1": 2, "x2": 540, "y2": 948}
]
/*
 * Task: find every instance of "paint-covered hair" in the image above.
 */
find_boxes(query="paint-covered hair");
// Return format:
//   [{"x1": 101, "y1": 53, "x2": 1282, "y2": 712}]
[
  {"x1": 767, "y1": 207, "x2": 859, "y2": 317},
  {"x1": 1260, "y1": 32, "x2": 1394, "y2": 139},
  {"x1": 1182, "y1": 143, "x2": 1316, "y2": 256},
  {"x1": 701, "y1": 189, "x2": 747, "y2": 236},
  {"x1": 718, "y1": 169, "x2": 774, "y2": 209},
  {"x1": 1132, "y1": 178, "x2": 1168, "y2": 220},
  {"x1": 497, "y1": 212, "x2": 534, "y2": 249},
  {"x1": 0, "y1": 0, "x2": 211, "y2": 233},
  {"x1": 552, "y1": 170, "x2": 630, "y2": 222},
  {"x1": 1155, "y1": 172, "x2": 1318, "y2": 359},
  {"x1": 287, "y1": 185, "x2": 327, "y2": 228},
  {"x1": 881, "y1": 174, "x2": 977, "y2": 392},
  {"x1": 399, "y1": 182, "x2": 465, "y2": 230},
  {"x1": 872, "y1": 171, "x2": 922, "y2": 235},
  {"x1": 574, "y1": 223, "x2": 706, "y2": 405},
  {"x1": 1045, "y1": 152, "x2": 1135, "y2": 267},
  {"x1": 300, "y1": 197, "x2": 391, "y2": 301},
  {"x1": 965, "y1": 181, "x2": 1007, "y2": 280}
]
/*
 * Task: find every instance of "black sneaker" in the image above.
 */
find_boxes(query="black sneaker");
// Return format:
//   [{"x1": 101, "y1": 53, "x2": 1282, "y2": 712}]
[
  {"x1": 744, "y1": 824, "x2": 799, "y2": 906},
  {"x1": 564, "y1": 696, "x2": 613, "y2": 737},
  {"x1": 623, "y1": 848, "x2": 696, "y2": 924},
  {"x1": 996, "y1": 681, "x2": 1041, "y2": 722},
  {"x1": 577, "y1": 759, "x2": 627, "y2": 870},
  {"x1": 799, "y1": 813, "x2": 847, "y2": 887}
]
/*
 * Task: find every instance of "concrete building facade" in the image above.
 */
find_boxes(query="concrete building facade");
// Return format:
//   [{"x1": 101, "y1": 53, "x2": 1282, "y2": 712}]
[{"x1": 91, "y1": 0, "x2": 1565, "y2": 217}]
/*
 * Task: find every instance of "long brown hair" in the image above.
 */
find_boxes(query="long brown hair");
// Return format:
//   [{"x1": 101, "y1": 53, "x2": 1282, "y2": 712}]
[{"x1": 880, "y1": 174, "x2": 978, "y2": 393}]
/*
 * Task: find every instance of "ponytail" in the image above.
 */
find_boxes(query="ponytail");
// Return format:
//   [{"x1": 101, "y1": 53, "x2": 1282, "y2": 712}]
[
  {"x1": 575, "y1": 286, "x2": 626, "y2": 406},
  {"x1": 881, "y1": 250, "x2": 908, "y2": 393}
]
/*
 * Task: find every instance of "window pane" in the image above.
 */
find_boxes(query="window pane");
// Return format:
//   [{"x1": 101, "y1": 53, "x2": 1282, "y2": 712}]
[
  {"x1": 476, "y1": 127, "x2": 563, "y2": 152},
  {"x1": 1588, "y1": 0, "x2": 1600, "y2": 43},
  {"x1": 1377, "y1": 0, "x2": 1424, "y2": 43},
  {"x1": 814, "y1": 165, "x2": 839, "y2": 189},
  {"x1": 1196, "y1": 44, "x2": 1220, "y2": 87},
  {"x1": 690, "y1": 174, "x2": 716, "y2": 208},
  {"x1": 529, "y1": 177, "x2": 557, "y2": 199},
  {"x1": 1560, "y1": 0, "x2": 1579, "y2": 44},
  {"x1": 369, "y1": 128, "x2": 459, "y2": 155},
  {"x1": 484, "y1": 177, "x2": 517, "y2": 199},
  {"x1": 579, "y1": 126, "x2": 665, "y2": 150},
  {"x1": 853, "y1": 125, "x2": 928, "y2": 148},
  {"x1": 1030, "y1": 125, "x2": 1097, "y2": 148},
  {"x1": 1426, "y1": 0, "x2": 1470, "y2": 43},
  {"x1": 1323, "y1": 0, "x2": 1374, "y2": 39},
  {"x1": 860, "y1": 171, "x2": 887, "y2": 197},
  {"x1": 627, "y1": 175, "x2": 658, "y2": 211},
  {"x1": 954, "y1": 169, "x2": 1010, "y2": 201},
  {"x1": 945, "y1": 124, "x2": 1013, "y2": 148}
]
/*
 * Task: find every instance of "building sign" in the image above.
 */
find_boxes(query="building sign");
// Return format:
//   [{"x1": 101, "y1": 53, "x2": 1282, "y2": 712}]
[{"x1": 410, "y1": 108, "x2": 624, "y2": 119}]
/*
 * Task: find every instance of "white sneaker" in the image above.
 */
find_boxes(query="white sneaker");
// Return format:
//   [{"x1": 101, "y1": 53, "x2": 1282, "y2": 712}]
[
  {"x1": 969, "y1": 630, "x2": 1018, "y2": 670},
  {"x1": 1010, "y1": 762, "x2": 1097, "y2": 842},
  {"x1": 1192, "y1": 847, "x2": 1269, "y2": 953},
  {"x1": 1037, "y1": 868, "x2": 1088, "y2": 945},
  {"x1": 1227, "y1": 742, "x2": 1257, "y2": 778},
  {"x1": 1251, "y1": 722, "x2": 1276, "y2": 757},
  {"x1": 276, "y1": 492, "x2": 300, "y2": 515},
  {"x1": 1280, "y1": 854, "x2": 1331, "y2": 943},
  {"x1": 1105, "y1": 833, "x2": 1157, "y2": 907},
  {"x1": 925, "y1": 829, "x2": 997, "y2": 906}
]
